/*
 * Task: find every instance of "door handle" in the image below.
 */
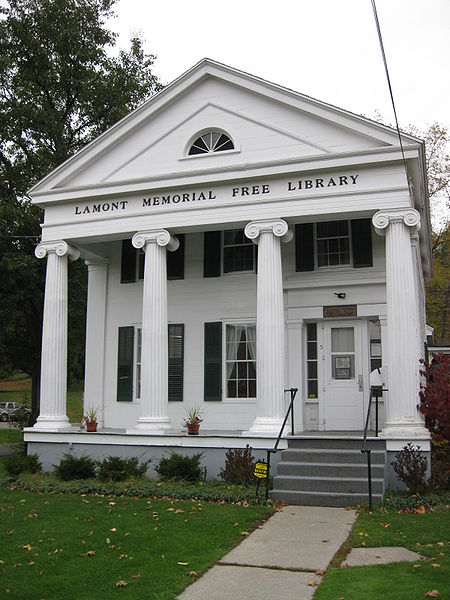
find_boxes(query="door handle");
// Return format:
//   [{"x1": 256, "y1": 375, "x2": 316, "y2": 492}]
[{"x1": 358, "y1": 375, "x2": 364, "y2": 392}]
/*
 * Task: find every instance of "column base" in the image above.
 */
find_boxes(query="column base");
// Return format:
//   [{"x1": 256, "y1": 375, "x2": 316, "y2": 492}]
[
  {"x1": 379, "y1": 419, "x2": 430, "y2": 440},
  {"x1": 244, "y1": 417, "x2": 284, "y2": 436},
  {"x1": 131, "y1": 417, "x2": 172, "y2": 433},
  {"x1": 33, "y1": 415, "x2": 71, "y2": 430}
]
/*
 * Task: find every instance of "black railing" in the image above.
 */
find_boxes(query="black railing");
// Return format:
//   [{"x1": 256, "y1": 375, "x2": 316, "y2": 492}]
[
  {"x1": 361, "y1": 385, "x2": 384, "y2": 511},
  {"x1": 265, "y1": 387, "x2": 298, "y2": 500}
]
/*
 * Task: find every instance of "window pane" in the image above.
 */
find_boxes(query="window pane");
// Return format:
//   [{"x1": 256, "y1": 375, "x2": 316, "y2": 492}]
[
  {"x1": 308, "y1": 379, "x2": 318, "y2": 398},
  {"x1": 307, "y1": 342, "x2": 317, "y2": 360},
  {"x1": 307, "y1": 323, "x2": 317, "y2": 341},
  {"x1": 228, "y1": 380, "x2": 237, "y2": 397},
  {"x1": 331, "y1": 328, "x2": 354, "y2": 352},
  {"x1": 307, "y1": 361, "x2": 317, "y2": 379}
]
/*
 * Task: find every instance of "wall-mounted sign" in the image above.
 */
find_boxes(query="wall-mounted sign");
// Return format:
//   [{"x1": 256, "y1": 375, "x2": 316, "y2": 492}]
[
  {"x1": 333, "y1": 355, "x2": 354, "y2": 379},
  {"x1": 323, "y1": 305, "x2": 357, "y2": 318}
]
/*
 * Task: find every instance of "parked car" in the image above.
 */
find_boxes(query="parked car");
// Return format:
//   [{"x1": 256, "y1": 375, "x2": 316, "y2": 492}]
[{"x1": 0, "y1": 402, "x2": 31, "y2": 423}]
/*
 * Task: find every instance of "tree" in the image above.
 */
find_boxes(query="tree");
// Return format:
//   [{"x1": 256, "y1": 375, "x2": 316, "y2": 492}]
[{"x1": 0, "y1": 0, "x2": 161, "y2": 421}]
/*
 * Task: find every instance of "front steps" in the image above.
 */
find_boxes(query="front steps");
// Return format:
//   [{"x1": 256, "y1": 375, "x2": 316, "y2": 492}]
[{"x1": 271, "y1": 436, "x2": 386, "y2": 507}]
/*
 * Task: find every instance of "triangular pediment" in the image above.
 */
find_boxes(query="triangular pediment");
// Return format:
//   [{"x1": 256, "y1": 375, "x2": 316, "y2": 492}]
[{"x1": 30, "y1": 59, "x2": 420, "y2": 198}]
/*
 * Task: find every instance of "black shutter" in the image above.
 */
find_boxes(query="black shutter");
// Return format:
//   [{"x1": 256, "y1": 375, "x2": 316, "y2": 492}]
[
  {"x1": 117, "y1": 326, "x2": 134, "y2": 402},
  {"x1": 351, "y1": 219, "x2": 373, "y2": 268},
  {"x1": 168, "y1": 324, "x2": 184, "y2": 401},
  {"x1": 295, "y1": 223, "x2": 314, "y2": 271},
  {"x1": 204, "y1": 322, "x2": 222, "y2": 401},
  {"x1": 203, "y1": 231, "x2": 221, "y2": 277},
  {"x1": 121, "y1": 239, "x2": 137, "y2": 283},
  {"x1": 168, "y1": 234, "x2": 185, "y2": 280}
]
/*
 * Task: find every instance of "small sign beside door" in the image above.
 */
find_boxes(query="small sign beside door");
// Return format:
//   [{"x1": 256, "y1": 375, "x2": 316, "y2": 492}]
[{"x1": 323, "y1": 305, "x2": 357, "y2": 318}]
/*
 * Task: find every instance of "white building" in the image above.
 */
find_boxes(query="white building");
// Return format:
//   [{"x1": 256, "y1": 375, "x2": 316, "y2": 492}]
[{"x1": 25, "y1": 60, "x2": 432, "y2": 503}]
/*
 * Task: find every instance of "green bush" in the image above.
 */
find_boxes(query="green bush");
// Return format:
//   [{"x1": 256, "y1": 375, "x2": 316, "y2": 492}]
[
  {"x1": 155, "y1": 451, "x2": 203, "y2": 483},
  {"x1": 383, "y1": 489, "x2": 450, "y2": 511},
  {"x1": 4, "y1": 454, "x2": 42, "y2": 477},
  {"x1": 98, "y1": 455, "x2": 151, "y2": 481},
  {"x1": 220, "y1": 445, "x2": 257, "y2": 486},
  {"x1": 53, "y1": 453, "x2": 97, "y2": 481},
  {"x1": 391, "y1": 443, "x2": 429, "y2": 494}
]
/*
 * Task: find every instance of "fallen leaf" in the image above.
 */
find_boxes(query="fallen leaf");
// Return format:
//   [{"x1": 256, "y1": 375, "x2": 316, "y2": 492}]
[
  {"x1": 307, "y1": 579, "x2": 319, "y2": 587},
  {"x1": 85, "y1": 550, "x2": 96, "y2": 557},
  {"x1": 240, "y1": 531, "x2": 249, "y2": 536},
  {"x1": 315, "y1": 569, "x2": 325, "y2": 575},
  {"x1": 187, "y1": 571, "x2": 198, "y2": 581},
  {"x1": 322, "y1": 538, "x2": 329, "y2": 543},
  {"x1": 416, "y1": 506, "x2": 426, "y2": 514},
  {"x1": 425, "y1": 591, "x2": 440, "y2": 598},
  {"x1": 431, "y1": 564, "x2": 441, "y2": 568},
  {"x1": 110, "y1": 528, "x2": 117, "y2": 532},
  {"x1": 233, "y1": 522, "x2": 239, "y2": 527},
  {"x1": 381, "y1": 522, "x2": 391, "y2": 528},
  {"x1": 21, "y1": 544, "x2": 32, "y2": 551},
  {"x1": 131, "y1": 572, "x2": 141, "y2": 579},
  {"x1": 106, "y1": 538, "x2": 111, "y2": 545},
  {"x1": 115, "y1": 580, "x2": 127, "y2": 588},
  {"x1": 437, "y1": 542, "x2": 444, "y2": 547},
  {"x1": 175, "y1": 509, "x2": 185, "y2": 514},
  {"x1": 413, "y1": 564, "x2": 421, "y2": 569}
]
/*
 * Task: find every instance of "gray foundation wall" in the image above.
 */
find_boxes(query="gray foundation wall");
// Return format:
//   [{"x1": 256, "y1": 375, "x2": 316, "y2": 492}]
[{"x1": 27, "y1": 442, "x2": 281, "y2": 480}]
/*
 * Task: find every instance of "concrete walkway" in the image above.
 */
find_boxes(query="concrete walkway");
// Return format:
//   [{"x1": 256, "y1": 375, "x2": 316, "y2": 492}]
[{"x1": 178, "y1": 505, "x2": 357, "y2": 600}]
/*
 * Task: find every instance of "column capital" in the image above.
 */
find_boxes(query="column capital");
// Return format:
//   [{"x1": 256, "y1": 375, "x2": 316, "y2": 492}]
[
  {"x1": 35, "y1": 240, "x2": 80, "y2": 261},
  {"x1": 372, "y1": 209, "x2": 421, "y2": 236},
  {"x1": 132, "y1": 229, "x2": 179, "y2": 252},
  {"x1": 84, "y1": 258, "x2": 110, "y2": 271},
  {"x1": 244, "y1": 219, "x2": 293, "y2": 244}
]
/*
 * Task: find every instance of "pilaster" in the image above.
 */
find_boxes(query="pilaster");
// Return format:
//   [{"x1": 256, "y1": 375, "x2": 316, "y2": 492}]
[
  {"x1": 83, "y1": 259, "x2": 110, "y2": 427},
  {"x1": 372, "y1": 209, "x2": 429, "y2": 440},
  {"x1": 244, "y1": 219, "x2": 292, "y2": 434},
  {"x1": 130, "y1": 230, "x2": 179, "y2": 431},
  {"x1": 34, "y1": 241, "x2": 80, "y2": 429}
]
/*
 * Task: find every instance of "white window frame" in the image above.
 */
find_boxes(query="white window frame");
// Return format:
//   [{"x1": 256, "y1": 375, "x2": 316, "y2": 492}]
[
  {"x1": 222, "y1": 229, "x2": 256, "y2": 275},
  {"x1": 223, "y1": 320, "x2": 257, "y2": 402},
  {"x1": 315, "y1": 220, "x2": 352, "y2": 269}
]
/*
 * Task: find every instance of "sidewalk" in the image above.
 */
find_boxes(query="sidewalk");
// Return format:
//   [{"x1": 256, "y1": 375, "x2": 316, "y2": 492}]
[{"x1": 178, "y1": 505, "x2": 357, "y2": 600}]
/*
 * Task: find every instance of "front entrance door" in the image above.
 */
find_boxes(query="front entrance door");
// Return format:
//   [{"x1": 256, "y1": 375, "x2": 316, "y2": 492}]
[{"x1": 319, "y1": 321, "x2": 366, "y2": 430}]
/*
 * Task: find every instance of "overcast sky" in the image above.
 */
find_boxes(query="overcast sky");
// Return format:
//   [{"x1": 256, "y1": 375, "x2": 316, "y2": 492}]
[{"x1": 110, "y1": 0, "x2": 449, "y2": 132}]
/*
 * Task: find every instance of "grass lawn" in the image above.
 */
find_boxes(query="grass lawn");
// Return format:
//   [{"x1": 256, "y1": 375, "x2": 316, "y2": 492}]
[
  {"x1": 0, "y1": 375, "x2": 83, "y2": 423},
  {"x1": 0, "y1": 428, "x2": 22, "y2": 444},
  {"x1": 315, "y1": 505, "x2": 450, "y2": 600},
  {"x1": 0, "y1": 487, "x2": 273, "y2": 599}
]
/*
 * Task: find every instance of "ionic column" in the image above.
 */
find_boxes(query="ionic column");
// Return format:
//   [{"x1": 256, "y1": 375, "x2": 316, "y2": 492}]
[
  {"x1": 245, "y1": 219, "x2": 293, "y2": 434},
  {"x1": 83, "y1": 259, "x2": 109, "y2": 427},
  {"x1": 131, "y1": 230, "x2": 179, "y2": 431},
  {"x1": 34, "y1": 240, "x2": 80, "y2": 429},
  {"x1": 373, "y1": 209, "x2": 429, "y2": 439}
]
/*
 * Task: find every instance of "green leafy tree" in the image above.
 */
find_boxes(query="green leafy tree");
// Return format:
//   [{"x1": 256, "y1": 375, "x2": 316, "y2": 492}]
[{"x1": 0, "y1": 0, "x2": 161, "y2": 421}]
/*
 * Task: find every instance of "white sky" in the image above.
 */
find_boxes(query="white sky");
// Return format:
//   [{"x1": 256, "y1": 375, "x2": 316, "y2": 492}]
[{"x1": 110, "y1": 0, "x2": 449, "y2": 132}]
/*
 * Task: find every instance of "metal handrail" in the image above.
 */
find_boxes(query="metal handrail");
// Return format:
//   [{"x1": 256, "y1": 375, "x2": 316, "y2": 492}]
[
  {"x1": 264, "y1": 388, "x2": 298, "y2": 500},
  {"x1": 361, "y1": 385, "x2": 385, "y2": 511}
]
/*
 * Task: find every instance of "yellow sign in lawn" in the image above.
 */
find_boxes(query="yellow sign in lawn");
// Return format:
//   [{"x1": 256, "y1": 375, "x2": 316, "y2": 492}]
[{"x1": 254, "y1": 462, "x2": 268, "y2": 479}]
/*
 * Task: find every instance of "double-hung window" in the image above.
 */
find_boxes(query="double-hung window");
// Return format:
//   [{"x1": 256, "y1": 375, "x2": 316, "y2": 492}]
[
  {"x1": 225, "y1": 324, "x2": 256, "y2": 398},
  {"x1": 316, "y1": 221, "x2": 351, "y2": 267},
  {"x1": 223, "y1": 229, "x2": 255, "y2": 274}
]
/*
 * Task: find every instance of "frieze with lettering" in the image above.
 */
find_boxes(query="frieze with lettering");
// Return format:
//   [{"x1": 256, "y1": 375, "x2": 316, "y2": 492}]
[{"x1": 72, "y1": 172, "x2": 361, "y2": 217}]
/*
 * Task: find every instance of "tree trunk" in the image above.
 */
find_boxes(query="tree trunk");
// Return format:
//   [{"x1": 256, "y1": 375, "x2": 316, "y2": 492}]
[{"x1": 30, "y1": 368, "x2": 40, "y2": 426}]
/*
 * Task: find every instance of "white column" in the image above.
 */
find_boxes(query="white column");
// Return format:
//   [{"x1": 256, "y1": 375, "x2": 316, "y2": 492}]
[
  {"x1": 131, "y1": 230, "x2": 179, "y2": 431},
  {"x1": 373, "y1": 209, "x2": 429, "y2": 440},
  {"x1": 245, "y1": 219, "x2": 293, "y2": 434},
  {"x1": 83, "y1": 259, "x2": 109, "y2": 427},
  {"x1": 34, "y1": 240, "x2": 80, "y2": 429}
]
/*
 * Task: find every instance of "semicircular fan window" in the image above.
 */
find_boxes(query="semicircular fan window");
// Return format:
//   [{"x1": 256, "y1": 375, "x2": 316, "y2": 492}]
[{"x1": 188, "y1": 131, "x2": 234, "y2": 155}]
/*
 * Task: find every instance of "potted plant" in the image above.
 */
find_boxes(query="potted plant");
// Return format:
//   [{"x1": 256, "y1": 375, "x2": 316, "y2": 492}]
[
  {"x1": 82, "y1": 406, "x2": 99, "y2": 432},
  {"x1": 183, "y1": 406, "x2": 203, "y2": 435}
]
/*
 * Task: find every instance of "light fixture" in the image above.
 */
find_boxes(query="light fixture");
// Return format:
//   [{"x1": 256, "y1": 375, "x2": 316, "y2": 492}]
[{"x1": 334, "y1": 292, "x2": 346, "y2": 299}]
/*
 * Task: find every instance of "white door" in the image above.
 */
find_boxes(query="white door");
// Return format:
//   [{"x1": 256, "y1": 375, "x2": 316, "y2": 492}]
[{"x1": 319, "y1": 321, "x2": 366, "y2": 430}]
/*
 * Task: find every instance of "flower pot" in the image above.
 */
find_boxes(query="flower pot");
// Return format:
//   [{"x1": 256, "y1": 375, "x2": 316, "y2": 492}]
[
  {"x1": 186, "y1": 422, "x2": 200, "y2": 435},
  {"x1": 86, "y1": 420, "x2": 97, "y2": 432}
]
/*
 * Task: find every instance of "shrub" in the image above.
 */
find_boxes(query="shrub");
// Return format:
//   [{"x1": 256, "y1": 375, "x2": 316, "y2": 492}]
[
  {"x1": 4, "y1": 453, "x2": 42, "y2": 477},
  {"x1": 53, "y1": 453, "x2": 97, "y2": 480},
  {"x1": 419, "y1": 354, "x2": 450, "y2": 440},
  {"x1": 155, "y1": 451, "x2": 203, "y2": 482},
  {"x1": 429, "y1": 435, "x2": 450, "y2": 491},
  {"x1": 220, "y1": 445, "x2": 257, "y2": 486},
  {"x1": 98, "y1": 456, "x2": 151, "y2": 481},
  {"x1": 391, "y1": 443, "x2": 429, "y2": 494}
]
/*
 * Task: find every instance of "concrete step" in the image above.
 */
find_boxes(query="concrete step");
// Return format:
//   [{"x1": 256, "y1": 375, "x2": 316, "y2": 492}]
[
  {"x1": 280, "y1": 448, "x2": 386, "y2": 465},
  {"x1": 277, "y1": 461, "x2": 385, "y2": 479},
  {"x1": 270, "y1": 489, "x2": 383, "y2": 507},
  {"x1": 274, "y1": 474, "x2": 384, "y2": 495},
  {"x1": 287, "y1": 437, "x2": 386, "y2": 451}
]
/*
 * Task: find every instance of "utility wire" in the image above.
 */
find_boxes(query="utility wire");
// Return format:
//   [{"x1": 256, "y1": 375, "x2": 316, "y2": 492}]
[{"x1": 371, "y1": 0, "x2": 412, "y2": 193}]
